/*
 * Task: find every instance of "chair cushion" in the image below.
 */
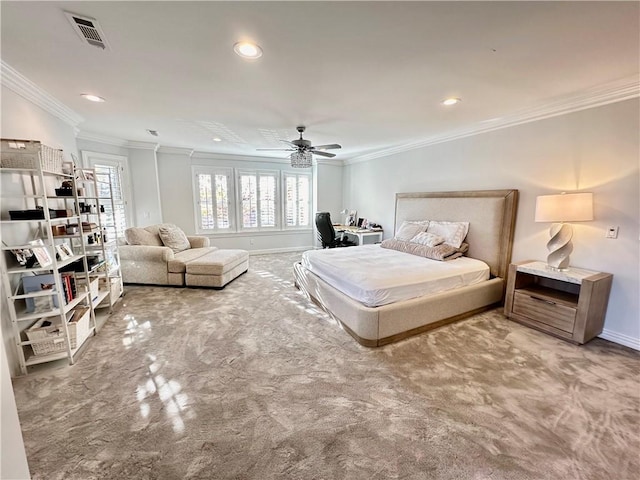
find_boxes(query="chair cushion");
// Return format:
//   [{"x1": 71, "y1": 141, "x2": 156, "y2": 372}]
[
  {"x1": 159, "y1": 225, "x2": 191, "y2": 253},
  {"x1": 186, "y1": 250, "x2": 249, "y2": 276},
  {"x1": 168, "y1": 247, "x2": 218, "y2": 273}
]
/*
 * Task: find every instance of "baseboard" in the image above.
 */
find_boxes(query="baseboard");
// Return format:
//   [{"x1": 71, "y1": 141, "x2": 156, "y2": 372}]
[
  {"x1": 249, "y1": 246, "x2": 313, "y2": 255},
  {"x1": 598, "y1": 329, "x2": 640, "y2": 351}
]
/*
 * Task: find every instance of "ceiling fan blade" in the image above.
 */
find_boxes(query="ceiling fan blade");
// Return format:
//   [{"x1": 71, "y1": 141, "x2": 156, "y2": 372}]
[
  {"x1": 280, "y1": 140, "x2": 297, "y2": 147},
  {"x1": 311, "y1": 150, "x2": 336, "y2": 158},
  {"x1": 311, "y1": 144, "x2": 342, "y2": 150}
]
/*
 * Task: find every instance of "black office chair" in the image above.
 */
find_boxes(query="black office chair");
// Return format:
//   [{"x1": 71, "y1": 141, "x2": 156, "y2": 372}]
[{"x1": 315, "y1": 212, "x2": 357, "y2": 248}]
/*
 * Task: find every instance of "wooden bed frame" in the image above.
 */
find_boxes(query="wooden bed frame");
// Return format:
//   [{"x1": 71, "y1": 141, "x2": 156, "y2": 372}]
[{"x1": 294, "y1": 189, "x2": 519, "y2": 346}]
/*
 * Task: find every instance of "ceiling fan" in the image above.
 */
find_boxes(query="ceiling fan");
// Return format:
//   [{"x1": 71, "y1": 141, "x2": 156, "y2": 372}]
[{"x1": 257, "y1": 126, "x2": 341, "y2": 167}]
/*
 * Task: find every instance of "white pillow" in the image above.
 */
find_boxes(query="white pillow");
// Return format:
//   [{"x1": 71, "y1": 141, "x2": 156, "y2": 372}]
[
  {"x1": 158, "y1": 226, "x2": 191, "y2": 253},
  {"x1": 394, "y1": 220, "x2": 429, "y2": 241},
  {"x1": 409, "y1": 232, "x2": 445, "y2": 247},
  {"x1": 426, "y1": 221, "x2": 469, "y2": 248}
]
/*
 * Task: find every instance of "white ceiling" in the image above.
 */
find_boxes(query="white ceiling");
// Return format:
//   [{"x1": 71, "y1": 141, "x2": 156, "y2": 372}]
[{"x1": 1, "y1": 1, "x2": 638, "y2": 162}]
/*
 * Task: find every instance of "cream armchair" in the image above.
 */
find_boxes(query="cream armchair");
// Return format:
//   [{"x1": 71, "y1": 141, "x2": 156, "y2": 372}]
[{"x1": 119, "y1": 224, "x2": 217, "y2": 286}]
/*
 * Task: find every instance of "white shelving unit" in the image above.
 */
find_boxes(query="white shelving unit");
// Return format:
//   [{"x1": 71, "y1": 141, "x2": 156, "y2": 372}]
[
  {"x1": 74, "y1": 167, "x2": 123, "y2": 310},
  {"x1": 0, "y1": 140, "x2": 97, "y2": 374}
]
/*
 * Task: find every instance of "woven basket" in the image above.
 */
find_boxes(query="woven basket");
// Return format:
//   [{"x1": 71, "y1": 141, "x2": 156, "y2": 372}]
[
  {"x1": 1, "y1": 139, "x2": 64, "y2": 173},
  {"x1": 26, "y1": 307, "x2": 91, "y2": 356}
]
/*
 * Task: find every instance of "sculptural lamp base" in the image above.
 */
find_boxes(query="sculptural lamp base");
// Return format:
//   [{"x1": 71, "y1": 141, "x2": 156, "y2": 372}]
[{"x1": 546, "y1": 222, "x2": 573, "y2": 271}]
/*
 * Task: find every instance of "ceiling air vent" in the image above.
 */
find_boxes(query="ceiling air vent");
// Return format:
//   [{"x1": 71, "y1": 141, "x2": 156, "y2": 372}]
[{"x1": 64, "y1": 11, "x2": 110, "y2": 50}]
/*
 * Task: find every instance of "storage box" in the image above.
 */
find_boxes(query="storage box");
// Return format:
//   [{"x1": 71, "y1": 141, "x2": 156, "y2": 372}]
[
  {"x1": 9, "y1": 208, "x2": 59, "y2": 220},
  {"x1": 51, "y1": 225, "x2": 66, "y2": 236},
  {"x1": 98, "y1": 277, "x2": 123, "y2": 306},
  {"x1": 1, "y1": 139, "x2": 63, "y2": 173},
  {"x1": 76, "y1": 276, "x2": 99, "y2": 301},
  {"x1": 26, "y1": 306, "x2": 91, "y2": 356}
]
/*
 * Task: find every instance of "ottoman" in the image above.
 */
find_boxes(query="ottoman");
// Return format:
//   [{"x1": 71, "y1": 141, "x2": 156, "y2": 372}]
[{"x1": 185, "y1": 249, "x2": 249, "y2": 288}]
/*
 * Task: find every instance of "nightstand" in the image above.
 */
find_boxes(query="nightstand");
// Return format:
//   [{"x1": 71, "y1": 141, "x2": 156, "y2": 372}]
[{"x1": 504, "y1": 261, "x2": 613, "y2": 344}]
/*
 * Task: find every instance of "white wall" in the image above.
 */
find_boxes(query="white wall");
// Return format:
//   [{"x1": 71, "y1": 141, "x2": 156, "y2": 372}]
[
  {"x1": 128, "y1": 148, "x2": 163, "y2": 226},
  {"x1": 1, "y1": 341, "x2": 30, "y2": 479},
  {"x1": 314, "y1": 162, "x2": 344, "y2": 247},
  {"x1": 344, "y1": 99, "x2": 640, "y2": 347}
]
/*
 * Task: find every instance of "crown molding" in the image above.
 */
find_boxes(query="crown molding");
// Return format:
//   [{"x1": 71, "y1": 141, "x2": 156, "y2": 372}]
[
  {"x1": 156, "y1": 146, "x2": 195, "y2": 156},
  {"x1": 315, "y1": 158, "x2": 345, "y2": 167},
  {"x1": 76, "y1": 130, "x2": 129, "y2": 147},
  {"x1": 127, "y1": 140, "x2": 159, "y2": 151},
  {"x1": 347, "y1": 75, "x2": 640, "y2": 165},
  {"x1": 1, "y1": 60, "x2": 84, "y2": 127}
]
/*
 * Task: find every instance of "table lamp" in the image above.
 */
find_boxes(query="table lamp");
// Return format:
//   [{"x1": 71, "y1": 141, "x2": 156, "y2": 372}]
[
  {"x1": 535, "y1": 192, "x2": 593, "y2": 270},
  {"x1": 340, "y1": 209, "x2": 348, "y2": 225}
]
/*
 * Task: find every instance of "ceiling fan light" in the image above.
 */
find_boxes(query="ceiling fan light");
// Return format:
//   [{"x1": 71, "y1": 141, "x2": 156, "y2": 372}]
[
  {"x1": 290, "y1": 151, "x2": 312, "y2": 168},
  {"x1": 234, "y1": 41, "x2": 263, "y2": 59}
]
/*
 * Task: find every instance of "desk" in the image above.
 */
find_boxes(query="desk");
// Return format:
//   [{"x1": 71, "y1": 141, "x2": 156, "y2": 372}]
[{"x1": 334, "y1": 225, "x2": 383, "y2": 245}]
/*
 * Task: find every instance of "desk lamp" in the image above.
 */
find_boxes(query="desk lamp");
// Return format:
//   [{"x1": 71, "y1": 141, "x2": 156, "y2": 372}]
[
  {"x1": 534, "y1": 192, "x2": 593, "y2": 270},
  {"x1": 340, "y1": 209, "x2": 348, "y2": 225}
]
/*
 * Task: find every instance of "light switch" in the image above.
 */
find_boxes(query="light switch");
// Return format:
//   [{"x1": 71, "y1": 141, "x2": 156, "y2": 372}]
[{"x1": 606, "y1": 226, "x2": 619, "y2": 239}]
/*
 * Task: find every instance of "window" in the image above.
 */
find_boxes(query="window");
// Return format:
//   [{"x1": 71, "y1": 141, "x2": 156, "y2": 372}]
[
  {"x1": 94, "y1": 164, "x2": 128, "y2": 236},
  {"x1": 194, "y1": 168, "x2": 234, "y2": 232},
  {"x1": 238, "y1": 171, "x2": 278, "y2": 230},
  {"x1": 284, "y1": 173, "x2": 311, "y2": 228},
  {"x1": 193, "y1": 166, "x2": 311, "y2": 234},
  {"x1": 83, "y1": 151, "x2": 132, "y2": 232}
]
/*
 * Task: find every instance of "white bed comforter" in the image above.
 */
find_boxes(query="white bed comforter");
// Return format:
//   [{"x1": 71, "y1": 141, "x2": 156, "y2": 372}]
[{"x1": 301, "y1": 244, "x2": 490, "y2": 307}]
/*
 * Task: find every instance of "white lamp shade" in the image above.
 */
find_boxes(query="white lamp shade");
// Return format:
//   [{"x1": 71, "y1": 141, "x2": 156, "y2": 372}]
[{"x1": 535, "y1": 192, "x2": 593, "y2": 223}]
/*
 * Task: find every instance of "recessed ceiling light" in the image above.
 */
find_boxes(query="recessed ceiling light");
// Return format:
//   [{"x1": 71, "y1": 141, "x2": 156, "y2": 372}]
[
  {"x1": 233, "y1": 41, "x2": 263, "y2": 59},
  {"x1": 442, "y1": 97, "x2": 461, "y2": 106},
  {"x1": 212, "y1": 137, "x2": 222, "y2": 142},
  {"x1": 81, "y1": 94, "x2": 105, "y2": 102}
]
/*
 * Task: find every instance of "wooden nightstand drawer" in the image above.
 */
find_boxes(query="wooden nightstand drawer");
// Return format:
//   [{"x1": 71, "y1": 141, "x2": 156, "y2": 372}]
[{"x1": 513, "y1": 290, "x2": 576, "y2": 333}]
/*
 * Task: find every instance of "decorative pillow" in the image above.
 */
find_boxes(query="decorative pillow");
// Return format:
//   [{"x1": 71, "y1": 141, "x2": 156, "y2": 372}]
[
  {"x1": 426, "y1": 221, "x2": 469, "y2": 248},
  {"x1": 124, "y1": 227, "x2": 163, "y2": 246},
  {"x1": 409, "y1": 232, "x2": 445, "y2": 247},
  {"x1": 381, "y1": 238, "x2": 465, "y2": 261},
  {"x1": 158, "y1": 226, "x2": 191, "y2": 253},
  {"x1": 394, "y1": 220, "x2": 429, "y2": 241}
]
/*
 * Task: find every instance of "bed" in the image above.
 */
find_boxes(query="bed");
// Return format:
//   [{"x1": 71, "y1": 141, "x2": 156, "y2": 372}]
[{"x1": 294, "y1": 189, "x2": 519, "y2": 346}]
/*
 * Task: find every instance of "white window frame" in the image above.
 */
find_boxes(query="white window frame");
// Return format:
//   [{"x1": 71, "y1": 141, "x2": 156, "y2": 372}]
[
  {"x1": 282, "y1": 171, "x2": 312, "y2": 230},
  {"x1": 192, "y1": 166, "x2": 235, "y2": 234},
  {"x1": 236, "y1": 169, "x2": 280, "y2": 232},
  {"x1": 81, "y1": 151, "x2": 133, "y2": 230},
  {"x1": 191, "y1": 166, "x2": 313, "y2": 235}
]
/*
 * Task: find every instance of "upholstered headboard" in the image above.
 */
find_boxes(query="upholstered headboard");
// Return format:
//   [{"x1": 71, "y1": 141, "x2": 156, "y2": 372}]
[{"x1": 394, "y1": 190, "x2": 518, "y2": 279}]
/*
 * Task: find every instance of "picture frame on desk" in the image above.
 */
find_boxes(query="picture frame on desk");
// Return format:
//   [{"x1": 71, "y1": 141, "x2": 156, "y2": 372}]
[{"x1": 346, "y1": 210, "x2": 357, "y2": 226}]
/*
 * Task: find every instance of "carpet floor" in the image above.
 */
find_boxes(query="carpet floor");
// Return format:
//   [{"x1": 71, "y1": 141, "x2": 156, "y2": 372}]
[{"x1": 11, "y1": 252, "x2": 640, "y2": 480}]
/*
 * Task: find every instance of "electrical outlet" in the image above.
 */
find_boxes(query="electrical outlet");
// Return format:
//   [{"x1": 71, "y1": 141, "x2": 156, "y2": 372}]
[
  {"x1": 250, "y1": 238, "x2": 254, "y2": 245},
  {"x1": 606, "y1": 226, "x2": 619, "y2": 239}
]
